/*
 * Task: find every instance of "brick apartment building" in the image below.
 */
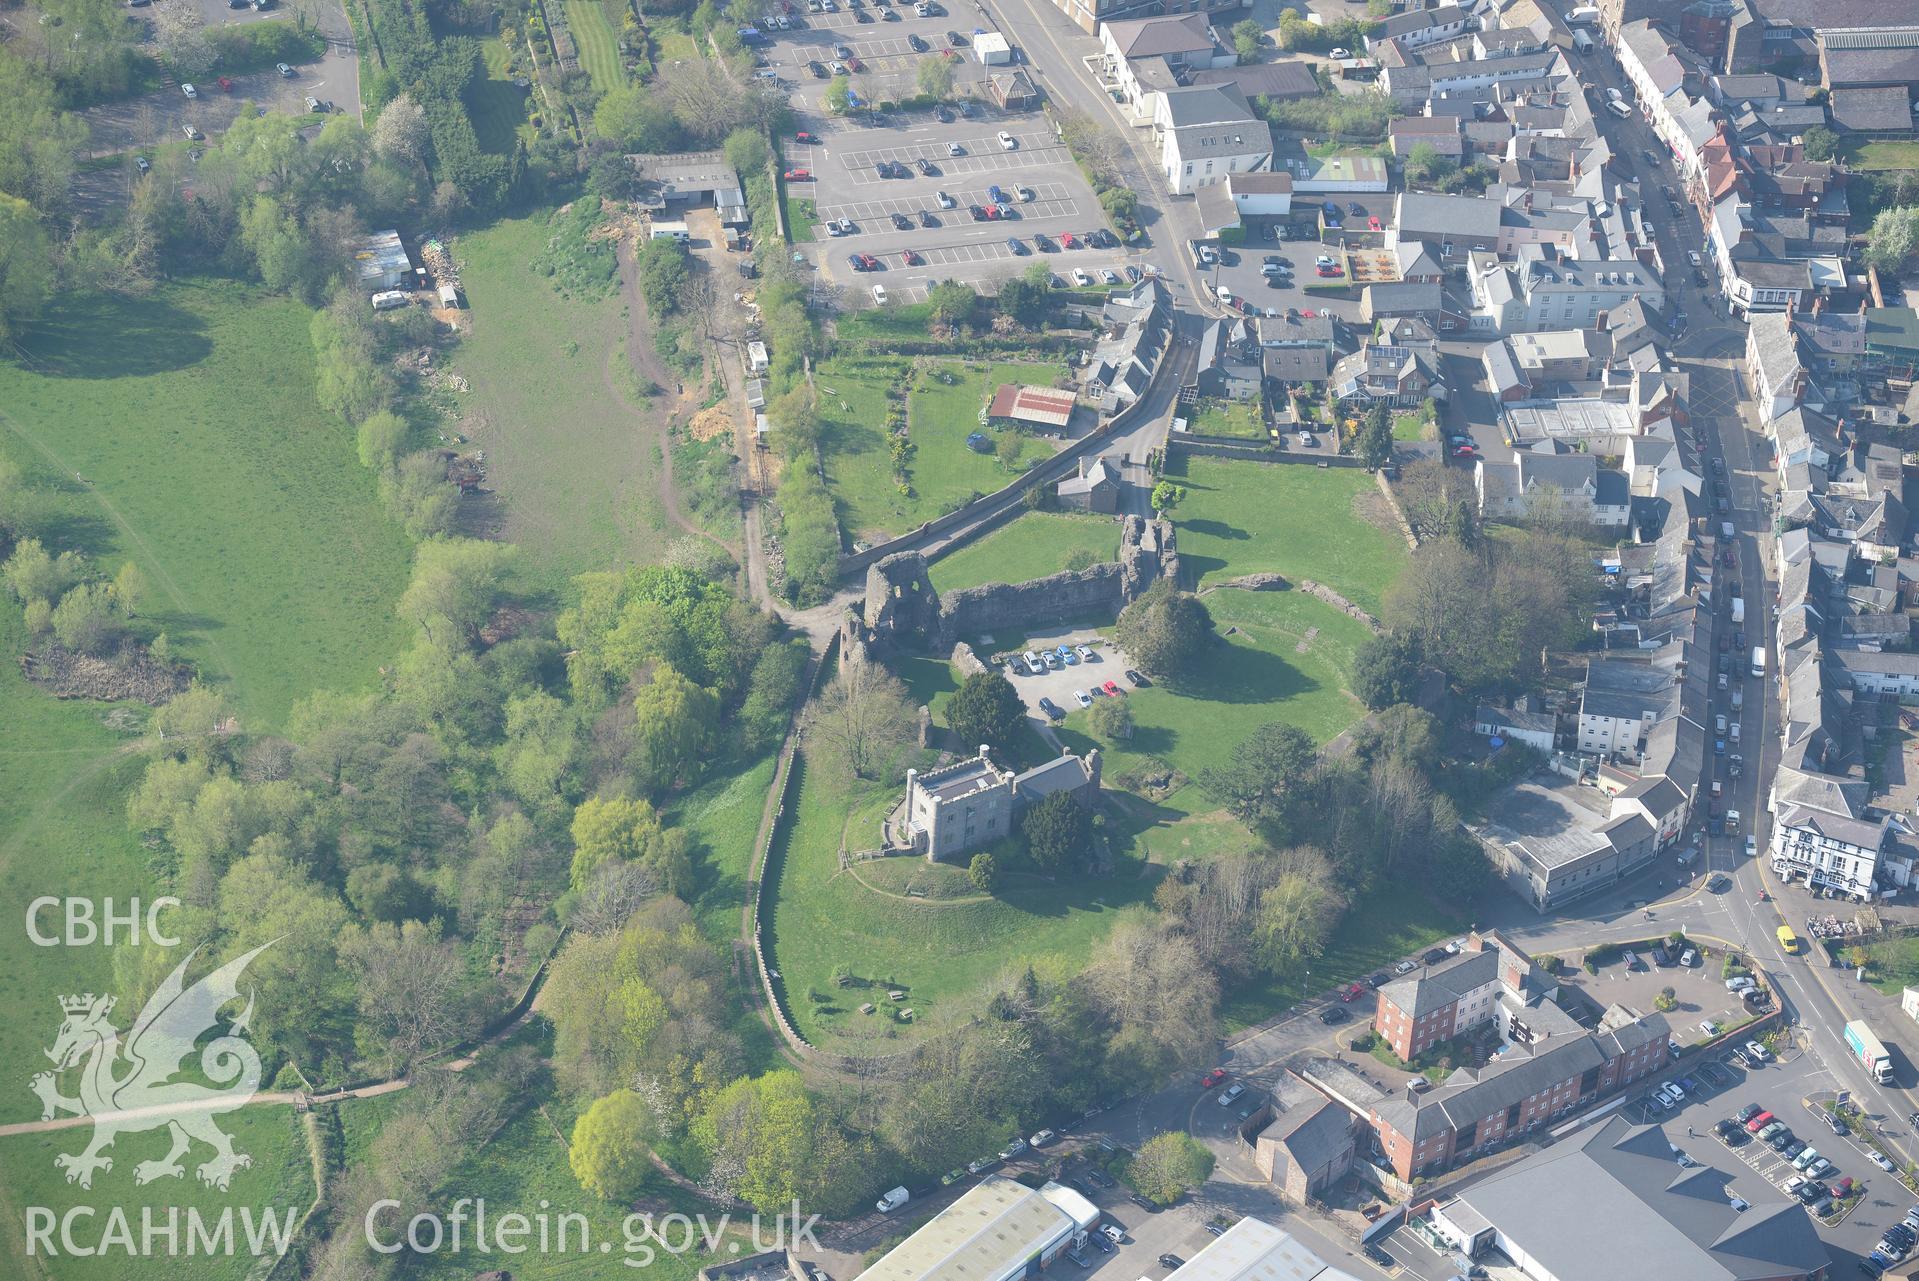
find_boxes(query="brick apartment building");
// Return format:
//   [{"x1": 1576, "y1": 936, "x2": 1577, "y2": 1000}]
[{"x1": 1367, "y1": 933, "x2": 1670, "y2": 1180}]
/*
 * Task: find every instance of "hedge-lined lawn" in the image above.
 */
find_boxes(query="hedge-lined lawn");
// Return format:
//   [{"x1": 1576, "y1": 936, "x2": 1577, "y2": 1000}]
[
  {"x1": 1190, "y1": 398, "x2": 1266, "y2": 440},
  {"x1": 929, "y1": 511, "x2": 1122, "y2": 592},
  {"x1": 0, "y1": 282, "x2": 413, "y2": 726},
  {"x1": 762, "y1": 757, "x2": 1158, "y2": 1049},
  {"x1": 565, "y1": 0, "x2": 627, "y2": 93},
  {"x1": 817, "y1": 357, "x2": 1057, "y2": 543},
  {"x1": 669, "y1": 752, "x2": 778, "y2": 944},
  {"x1": 473, "y1": 39, "x2": 532, "y2": 152},
  {"x1": 1055, "y1": 589, "x2": 1371, "y2": 809},
  {"x1": 1169, "y1": 458, "x2": 1407, "y2": 612},
  {"x1": 784, "y1": 189, "x2": 820, "y2": 242}
]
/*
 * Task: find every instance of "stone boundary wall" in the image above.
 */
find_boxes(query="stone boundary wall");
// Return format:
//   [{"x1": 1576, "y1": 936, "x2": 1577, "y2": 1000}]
[{"x1": 1169, "y1": 436, "x2": 1368, "y2": 467}]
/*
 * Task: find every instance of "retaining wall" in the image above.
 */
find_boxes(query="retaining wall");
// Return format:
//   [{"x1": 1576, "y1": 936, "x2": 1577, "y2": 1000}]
[{"x1": 1169, "y1": 437, "x2": 1367, "y2": 467}]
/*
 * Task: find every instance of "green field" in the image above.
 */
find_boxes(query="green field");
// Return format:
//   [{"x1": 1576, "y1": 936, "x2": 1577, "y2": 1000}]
[
  {"x1": 668, "y1": 752, "x2": 779, "y2": 943},
  {"x1": 454, "y1": 216, "x2": 670, "y2": 588},
  {"x1": 817, "y1": 358, "x2": 1057, "y2": 543},
  {"x1": 1056, "y1": 590, "x2": 1372, "y2": 810},
  {"x1": 0, "y1": 283, "x2": 414, "y2": 724},
  {"x1": 1393, "y1": 406, "x2": 1433, "y2": 441},
  {"x1": 0, "y1": 1107, "x2": 314, "y2": 1280},
  {"x1": 1189, "y1": 398, "x2": 1265, "y2": 440},
  {"x1": 928, "y1": 511, "x2": 1122, "y2": 593},
  {"x1": 564, "y1": 0, "x2": 627, "y2": 93},
  {"x1": 1169, "y1": 458, "x2": 1407, "y2": 613},
  {"x1": 762, "y1": 756, "x2": 1158, "y2": 1050},
  {"x1": 1843, "y1": 139, "x2": 1919, "y2": 171},
  {"x1": 473, "y1": 38, "x2": 533, "y2": 152}
]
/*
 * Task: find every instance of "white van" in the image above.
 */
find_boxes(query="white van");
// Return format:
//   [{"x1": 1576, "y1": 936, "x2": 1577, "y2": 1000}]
[
  {"x1": 1023, "y1": 650, "x2": 1042, "y2": 674},
  {"x1": 877, "y1": 1186, "x2": 909, "y2": 1213},
  {"x1": 370, "y1": 290, "x2": 412, "y2": 310}
]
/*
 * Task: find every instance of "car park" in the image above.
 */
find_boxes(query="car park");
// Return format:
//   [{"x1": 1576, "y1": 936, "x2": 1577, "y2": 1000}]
[
  {"x1": 947, "y1": 141, "x2": 965, "y2": 156},
  {"x1": 998, "y1": 130, "x2": 1017, "y2": 149},
  {"x1": 871, "y1": 284, "x2": 889, "y2": 304},
  {"x1": 784, "y1": 168, "x2": 813, "y2": 180}
]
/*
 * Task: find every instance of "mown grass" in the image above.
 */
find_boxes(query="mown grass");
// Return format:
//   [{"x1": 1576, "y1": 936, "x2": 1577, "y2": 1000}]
[
  {"x1": 0, "y1": 282, "x2": 413, "y2": 725},
  {"x1": 669, "y1": 752, "x2": 779, "y2": 944},
  {"x1": 817, "y1": 358, "x2": 1058, "y2": 543},
  {"x1": 473, "y1": 38, "x2": 533, "y2": 152},
  {"x1": 1168, "y1": 457, "x2": 1407, "y2": 613},
  {"x1": 453, "y1": 215, "x2": 670, "y2": 589},
  {"x1": 763, "y1": 756, "x2": 1159, "y2": 1050},
  {"x1": 1189, "y1": 398, "x2": 1265, "y2": 440},
  {"x1": 1055, "y1": 590, "x2": 1372, "y2": 809},
  {"x1": 564, "y1": 0, "x2": 627, "y2": 93},
  {"x1": 928, "y1": 511, "x2": 1122, "y2": 593},
  {"x1": 1843, "y1": 139, "x2": 1919, "y2": 171}
]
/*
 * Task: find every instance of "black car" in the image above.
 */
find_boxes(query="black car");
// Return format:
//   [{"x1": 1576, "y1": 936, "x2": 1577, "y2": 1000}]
[
  {"x1": 1006, "y1": 236, "x2": 1026, "y2": 254},
  {"x1": 947, "y1": 28, "x2": 966, "y2": 43},
  {"x1": 917, "y1": 209, "x2": 937, "y2": 228},
  {"x1": 891, "y1": 212, "x2": 912, "y2": 230},
  {"x1": 908, "y1": 32, "x2": 927, "y2": 49},
  {"x1": 1085, "y1": 1167, "x2": 1114, "y2": 1188},
  {"x1": 1783, "y1": 1138, "x2": 1806, "y2": 1159},
  {"x1": 1125, "y1": 668, "x2": 1148, "y2": 686},
  {"x1": 1033, "y1": 233, "x2": 1056, "y2": 251},
  {"x1": 834, "y1": 43, "x2": 854, "y2": 56},
  {"x1": 1367, "y1": 972, "x2": 1388, "y2": 988},
  {"x1": 847, "y1": 254, "x2": 866, "y2": 272},
  {"x1": 936, "y1": 106, "x2": 953, "y2": 122},
  {"x1": 1088, "y1": 1232, "x2": 1113, "y2": 1254},
  {"x1": 1158, "y1": 1257, "x2": 1184, "y2": 1270},
  {"x1": 968, "y1": 204, "x2": 988, "y2": 221},
  {"x1": 808, "y1": 59, "x2": 828, "y2": 77},
  {"x1": 1795, "y1": 1181, "x2": 1826, "y2": 1203},
  {"x1": 1424, "y1": 948, "x2": 1450, "y2": 965},
  {"x1": 1769, "y1": 1129, "x2": 1795, "y2": 1151},
  {"x1": 1319, "y1": 1006, "x2": 1347, "y2": 1025},
  {"x1": 1364, "y1": 1244, "x2": 1394, "y2": 1268},
  {"x1": 1129, "y1": 1194, "x2": 1158, "y2": 1212},
  {"x1": 1037, "y1": 697, "x2": 1064, "y2": 720}
]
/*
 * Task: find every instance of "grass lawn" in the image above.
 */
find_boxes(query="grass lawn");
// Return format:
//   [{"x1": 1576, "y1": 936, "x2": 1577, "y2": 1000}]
[
  {"x1": 564, "y1": 0, "x2": 627, "y2": 93},
  {"x1": 835, "y1": 304, "x2": 937, "y2": 342},
  {"x1": 1864, "y1": 936, "x2": 1919, "y2": 996},
  {"x1": 668, "y1": 751, "x2": 779, "y2": 944},
  {"x1": 762, "y1": 755, "x2": 1159, "y2": 1050},
  {"x1": 1220, "y1": 880, "x2": 1460, "y2": 1031},
  {"x1": 0, "y1": 282, "x2": 413, "y2": 726},
  {"x1": 817, "y1": 357, "x2": 1056, "y2": 544},
  {"x1": 1843, "y1": 139, "x2": 1919, "y2": 171},
  {"x1": 783, "y1": 187, "x2": 819, "y2": 242},
  {"x1": 454, "y1": 215, "x2": 671, "y2": 589},
  {"x1": 473, "y1": 39, "x2": 533, "y2": 152},
  {"x1": 653, "y1": 25, "x2": 701, "y2": 62},
  {"x1": 0, "y1": 1105, "x2": 312, "y2": 1279},
  {"x1": 928, "y1": 511, "x2": 1122, "y2": 593},
  {"x1": 1169, "y1": 457, "x2": 1407, "y2": 613},
  {"x1": 1190, "y1": 398, "x2": 1266, "y2": 441},
  {"x1": 1055, "y1": 590, "x2": 1372, "y2": 810},
  {"x1": 1393, "y1": 407, "x2": 1433, "y2": 441}
]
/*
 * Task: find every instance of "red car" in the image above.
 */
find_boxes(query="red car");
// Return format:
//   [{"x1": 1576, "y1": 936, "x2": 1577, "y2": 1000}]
[
  {"x1": 859, "y1": 253, "x2": 879, "y2": 270},
  {"x1": 1102, "y1": 679, "x2": 1121, "y2": 696},
  {"x1": 1367, "y1": 215, "x2": 1381, "y2": 231},
  {"x1": 1200, "y1": 1068, "x2": 1227, "y2": 1089},
  {"x1": 783, "y1": 168, "x2": 813, "y2": 180},
  {"x1": 1060, "y1": 232, "x2": 1078, "y2": 248},
  {"x1": 795, "y1": 130, "x2": 819, "y2": 144},
  {"x1": 1299, "y1": 309, "x2": 1317, "y2": 318},
  {"x1": 847, "y1": 55, "x2": 865, "y2": 70},
  {"x1": 1340, "y1": 982, "x2": 1367, "y2": 1003},
  {"x1": 902, "y1": 249, "x2": 924, "y2": 265},
  {"x1": 1451, "y1": 443, "x2": 1475, "y2": 458},
  {"x1": 982, "y1": 204, "x2": 1002, "y2": 219},
  {"x1": 217, "y1": 76, "x2": 235, "y2": 92},
  {"x1": 1316, "y1": 264, "x2": 1345, "y2": 277}
]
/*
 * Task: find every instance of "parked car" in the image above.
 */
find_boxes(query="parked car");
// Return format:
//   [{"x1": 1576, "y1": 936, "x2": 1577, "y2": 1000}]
[
  {"x1": 1125, "y1": 668, "x2": 1148, "y2": 686},
  {"x1": 1320, "y1": 1006, "x2": 1347, "y2": 1024},
  {"x1": 997, "y1": 130, "x2": 1017, "y2": 149},
  {"x1": 1029, "y1": 1129, "x2": 1057, "y2": 1147},
  {"x1": 1073, "y1": 689, "x2": 1092, "y2": 709},
  {"x1": 181, "y1": 82, "x2": 198, "y2": 98},
  {"x1": 1217, "y1": 1083, "x2": 1245, "y2": 1107},
  {"x1": 276, "y1": 62, "x2": 296, "y2": 77}
]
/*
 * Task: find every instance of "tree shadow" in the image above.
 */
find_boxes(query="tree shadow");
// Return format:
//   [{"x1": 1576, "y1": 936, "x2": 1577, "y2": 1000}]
[
  {"x1": 1182, "y1": 518, "x2": 1250, "y2": 542},
  {"x1": 16, "y1": 292, "x2": 213, "y2": 379}
]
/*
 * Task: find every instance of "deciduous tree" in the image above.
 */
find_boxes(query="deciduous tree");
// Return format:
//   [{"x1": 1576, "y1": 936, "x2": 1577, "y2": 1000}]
[
  {"x1": 1130, "y1": 1131, "x2": 1214, "y2": 1204},
  {"x1": 811, "y1": 656, "x2": 917, "y2": 781},
  {"x1": 570, "y1": 1089, "x2": 657, "y2": 1201},
  {"x1": 1115, "y1": 580, "x2": 1214, "y2": 679}
]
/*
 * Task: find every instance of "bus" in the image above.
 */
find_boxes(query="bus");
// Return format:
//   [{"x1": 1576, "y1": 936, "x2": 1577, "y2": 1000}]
[
  {"x1": 1777, "y1": 925, "x2": 1800, "y2": 954},
  {"x1": 1751, "y1": 646, "x2": 1766, "y2": 678}
]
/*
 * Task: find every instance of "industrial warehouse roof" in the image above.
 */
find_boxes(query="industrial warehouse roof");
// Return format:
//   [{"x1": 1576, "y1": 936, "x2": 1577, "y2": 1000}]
[
  {"x1": 1164, "y1": 1216, "x2": 1362, "y2": 1281},
  {"x1": 1442, "y1": 1116, "x2": 1828, "y2": 1281},
  {"x1": 854, "y1": 1179, "x2": 1095, "y2": 1281}
]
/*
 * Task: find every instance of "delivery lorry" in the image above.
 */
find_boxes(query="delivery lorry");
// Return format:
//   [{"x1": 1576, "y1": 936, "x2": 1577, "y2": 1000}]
[{"x1": 1845, "y1": 1020, "x2": 1894, "y2": 1084}]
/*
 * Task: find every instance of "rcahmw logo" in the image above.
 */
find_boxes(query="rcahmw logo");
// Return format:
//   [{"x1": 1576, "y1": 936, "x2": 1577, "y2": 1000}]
[
  {"x1": 32, "y1": 942, "x2": 270, "y2": 1189},
  {"x1": 26, "y1": 1205, "x2": 298, "y2": 1259}
]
